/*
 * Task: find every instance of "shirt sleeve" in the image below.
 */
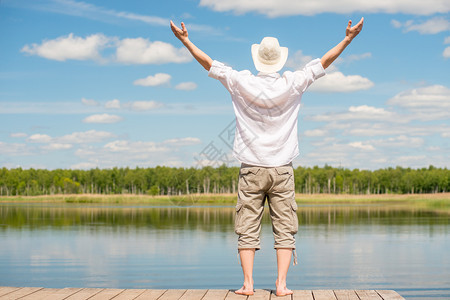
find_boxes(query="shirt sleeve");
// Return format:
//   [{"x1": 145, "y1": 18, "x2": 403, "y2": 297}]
[
  {"x1": 292, "y1": 58, "x2": 326, "y2": 93},
  {"x1": 208, "y1": 60, "x2": 237, "y2": 93}
]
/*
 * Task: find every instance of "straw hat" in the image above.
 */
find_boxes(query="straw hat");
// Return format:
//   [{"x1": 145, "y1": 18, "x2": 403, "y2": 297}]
[{"x1": 251, "y1": 37, "x2": 288, "y2": 73}]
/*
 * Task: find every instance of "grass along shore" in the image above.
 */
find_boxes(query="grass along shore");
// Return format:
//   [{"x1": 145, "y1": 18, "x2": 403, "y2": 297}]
[{"x1": 1, "y1": 193, "x2": 449, "y2": 210}]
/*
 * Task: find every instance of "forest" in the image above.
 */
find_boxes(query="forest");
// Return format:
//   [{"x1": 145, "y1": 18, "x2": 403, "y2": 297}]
[{"x1": 0, "y1": 165, "x2": 448, "y2": 196}]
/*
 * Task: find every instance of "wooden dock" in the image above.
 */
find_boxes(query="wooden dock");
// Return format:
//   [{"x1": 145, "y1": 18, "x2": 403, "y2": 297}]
[{"x1": 0, "y1": 287, "x2": 405, "y2": 300}]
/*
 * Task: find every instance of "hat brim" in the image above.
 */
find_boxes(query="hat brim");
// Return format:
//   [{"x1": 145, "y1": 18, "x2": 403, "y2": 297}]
[{"x1": 251, "y1": 44, "x2": 288, "y2": 73}]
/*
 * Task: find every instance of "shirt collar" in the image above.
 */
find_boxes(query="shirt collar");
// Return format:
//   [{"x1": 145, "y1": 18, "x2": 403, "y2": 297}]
[{"x1": 257, "y1": 72, "x2": 280, "y2": 78}]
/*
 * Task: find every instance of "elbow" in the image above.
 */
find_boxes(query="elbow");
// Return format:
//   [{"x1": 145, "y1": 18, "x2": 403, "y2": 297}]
[
  {"x1": 320, "y1": 58, "x2": 330, "y2": 70},
  {"x1": 204, "y1": 58, "x2": 213, "y2": 71}
]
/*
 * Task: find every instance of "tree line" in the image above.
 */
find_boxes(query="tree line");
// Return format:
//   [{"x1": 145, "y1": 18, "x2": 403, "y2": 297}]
[{"x1": 0, "y1": 165, "x2": 448, "y2": 196}]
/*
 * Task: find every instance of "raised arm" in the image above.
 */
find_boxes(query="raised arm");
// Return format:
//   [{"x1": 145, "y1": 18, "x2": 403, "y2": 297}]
[
  {"x1": 170, "y1": 21, "x2": 213, "y2": 71},
  {"x1": 321, "y1": 17, "x2": 364, "y2": 69}
]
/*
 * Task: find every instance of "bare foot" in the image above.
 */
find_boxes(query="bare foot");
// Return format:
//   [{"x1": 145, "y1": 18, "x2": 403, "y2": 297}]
[
  {"x1": 275, "y1": 279, "x2": 293, "y2": 296},
  {"x1": 235, "y1": 286, "x2": 254, "y2": 296},
  {"x1": 235, "y1": 280, "x2": 254, "y2": 296}
]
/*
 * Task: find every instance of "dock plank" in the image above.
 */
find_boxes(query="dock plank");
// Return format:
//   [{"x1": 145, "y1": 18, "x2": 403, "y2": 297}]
[
  {"x1": 202, "y1": 289, "x2": 229, "y2": 300},
  {"x1": 88, "y1": 288, "x2": 124, "y2": 300},
  {"x1": 134, "y1": 289, "x2": 166, "y2": 300},
  {"x1": 334, "y1": 290, "x2": 360, "y2": 300},
  {"x1": 0, "y1": 288, "x2": 21, "y2": 298},
  {"x1": 40, "y1": 288, "x2": 83, "y2": 300},
  {"x1": 355, "y1": 290, "x2": 383, "y2": 300},
  {"x1": 64, "y1": 288, "x2": 104, "y2": 300},
  {"x1": 0, "y1": 287, "x2": 43, "y2": 300},
  {"x1": 224, "y1": 290, "x2": 249, "y2": 299},
  {"x1": 19, "y1": 288, "x2": 62, "y2": 300},
  {"x1": 270, "y1": 289, "x2": 292, "y2": 299},
  {"x1": 178, "y1": 289, "x2": 207, "y2": 300},
  {"x1": 313, "y1": 290, "x2": 337, "y2": 300},
  {"x1": 158, "y1": 289, "x2": 187, "y2": 300},
  {"x1": 292, "y1": 290, "x2": 313, "y2": 300},
  {"x1": 110, "y1": 289, "x2": 146, "y2": 300},
  {"x1": 251, "y1": 289, "x2": 271, "y2": 300},
  {"x1": 0, "y1": 287, "x2": 406, "y2": 300},
  {"x1": 375, "y1": 290, "x2": 405, "y2": 300}
]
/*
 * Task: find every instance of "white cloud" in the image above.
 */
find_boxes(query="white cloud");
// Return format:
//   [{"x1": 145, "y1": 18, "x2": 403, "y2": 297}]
[
  {"x1": 343, "y1": 123, "x2": 450, "y2": 137},
  {"x1": 126, "y1": 101, "x2": 164, "y2": 111},
  {"x1": 81, "y1": 97, "x2": 99, "y2": 106},
  {"x1": 387, "y1": 85, "x2": 450, "y2": 109},
  {"x1": 24, "y1": 131, "x2": 116, "y2": 149},
  {"x1": 309, "y1": 105, "x2": 396, "y2": 122},
  {"x1": 57, "y1": 130, "x2": 116, "y2": 144},
  {"x1": 82, "y1": 114, "x2": 123, "y2": 124},
  {"x1": 105, "y1": 99, "x2": 121, "y2": 109},
  {"x1": 175, "y1": 82, "x2": 198, "y2": 91},
  {"x1": 287, "y1": 50, "x2": 371, "y2": 71},
  {"x1": 375, "y1": 135, "x2": 424, "y2": 148},
  {"x1": 199, "y1": 0, "x2": 450, "y2": 17},
  {"x1": 71, "y1": 135, "x2": 203, "y2": 168},
  {"x1": 8, "y1": 0, "x2": 215, "y2": 33},
  {"x1": 22, "y1": 34, "x2": 192, "y2": 65},
  {"x1": 0, "y1": 142, "x2": 32, "y2": 156},
  {"x1": 395, "y1": 155, "x2": 428, "y2": 166},
  {"x1": 297, "y1": 83, "x2": 450, "y2": 169},
  {"x1": 349, "y1": 141, "x2": 375, "y2": 151},
  {"x1": 444, "y1": 46, "x2": 450, "y2": 58},
  {"x1": 445, "y1": 36, "x2": 450, "y2": 44},
  {"x1": 285, "y1": 50, "x2": 313, "y2": 70},
  {"x1": 338, "y1": 52, "x2": 372, "y2": 64},
  {"x1": 10, "y1": 132, "x2": 27, "y2": 138},
  {"x1": 70, "y1": 162, "x2": 98, "y2": 170},
  {"x1": 303, "y1": 129, "x2": 328, "y2": 137},
  {"x1": 391, "y1": 17, "x2": 450, "y2": 34},
  {"x1": 41, "y1": 143, "x2": 73, "y2": 150},
  {"x1": 133, "y1": 73, "x2": 172, "y2": 87},
  {"x1": 309, "y1": 72, "x2": 374, "y2": 93},
  {"x1": 103, "y1": 140, "x2": 169, "y2": 153},
  {"x1": 427, "y1": 146, "x2": 441, "y2": 151},
  {"x1": 296, "y1": 133, "x2": 439, "y2": 170},
  {"x1": 27, "y1": 134, "x2": 52, "y2": 143},
  {"x1": 21, "y1": 33, "x2": 112, "y2": 62},
  {"x1": 116, "y1": 38, "x2": 192, "y2": 64},
  {"x1": 163, "y1": 137, "x2": 202, "y2": 146}
]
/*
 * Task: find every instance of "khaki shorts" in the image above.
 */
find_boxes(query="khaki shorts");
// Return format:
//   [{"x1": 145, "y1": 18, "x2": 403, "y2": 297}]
[{"x1": 235, "y1": 162, "x2": 298, "y2": 250}]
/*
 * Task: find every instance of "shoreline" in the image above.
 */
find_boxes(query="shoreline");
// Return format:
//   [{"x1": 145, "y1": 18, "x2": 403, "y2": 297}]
[{"x1": 1, "y1": 192, "x2": 449, "y2": 204}]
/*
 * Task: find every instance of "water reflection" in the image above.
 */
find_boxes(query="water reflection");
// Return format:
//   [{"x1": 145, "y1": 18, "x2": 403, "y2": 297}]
[
  {"x1": 0, "y1": 203, "x2": 449, "y2": 300},
  {"x1": 1, "y1": 203, "x2": 448, "y2": 230}
]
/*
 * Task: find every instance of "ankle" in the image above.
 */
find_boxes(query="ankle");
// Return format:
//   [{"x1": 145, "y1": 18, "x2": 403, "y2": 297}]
[
  {"x1": 244, "y1": 279, "x2": 253, "y2": 287},
  {"x1": 276, "y1": 278, "x2": 287, "y2": 286},
  {"x1": 244, "y1": 280, "x2": 253, "y2": 287}
]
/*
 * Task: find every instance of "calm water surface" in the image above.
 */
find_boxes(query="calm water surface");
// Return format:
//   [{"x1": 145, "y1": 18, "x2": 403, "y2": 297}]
[{"x1": 0, "y1": 202, "x2": 449, "y2": 299}]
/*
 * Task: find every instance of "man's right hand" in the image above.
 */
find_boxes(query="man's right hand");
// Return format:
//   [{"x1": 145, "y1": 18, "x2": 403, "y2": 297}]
[{"x1": 170, "y1": 21, "x2": 189, "y2": 44}]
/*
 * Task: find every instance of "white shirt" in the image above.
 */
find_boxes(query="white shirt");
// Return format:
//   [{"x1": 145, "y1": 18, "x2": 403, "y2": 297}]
[{"x1": 208, "y1": 58, "x2": 326, "y2": 167}]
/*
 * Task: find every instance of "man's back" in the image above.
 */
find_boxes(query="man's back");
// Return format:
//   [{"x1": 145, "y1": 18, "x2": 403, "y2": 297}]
[{"x1": 208, "y1": 59, "x2": 325, "y2": 167}]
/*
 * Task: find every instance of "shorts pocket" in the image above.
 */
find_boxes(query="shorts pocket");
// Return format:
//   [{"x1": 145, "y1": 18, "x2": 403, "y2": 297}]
[
  {"x1": 235, "y1": 202, "x2": 244, "y2": 235},
  {"x1": 240, "y1": 167, "x2": 260, "y2": 176},
  {"x1": 275, "y1": 166, "x2": 294, "y2": 189},
  {"x1": 239, "y1": 167, "x2": 260, "y2": 189},
  {"x1": 290, "y1": 199, "x2": 299, "y2": 234},
  {"x1": 275, "y1": 166, "x2": 292, "y2": 175}
]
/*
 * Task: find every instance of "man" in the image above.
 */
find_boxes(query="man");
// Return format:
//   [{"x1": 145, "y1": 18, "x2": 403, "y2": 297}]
[{"x1": 171, "y1": 18, "x2": 364, "y2": 296}]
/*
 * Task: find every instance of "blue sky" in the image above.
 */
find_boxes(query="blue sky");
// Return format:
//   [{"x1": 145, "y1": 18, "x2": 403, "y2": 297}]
[{"x1": 1, "y1": 0, "x2": 449, "y2": 170}]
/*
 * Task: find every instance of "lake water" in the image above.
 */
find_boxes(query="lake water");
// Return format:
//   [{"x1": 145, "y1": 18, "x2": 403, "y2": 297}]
[{"x1": 0, "y1": 202, "x2": 449, "y2": 299}]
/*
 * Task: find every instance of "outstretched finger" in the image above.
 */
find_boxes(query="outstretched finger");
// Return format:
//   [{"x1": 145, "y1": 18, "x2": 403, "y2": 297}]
[
  {"x1": 181, "y1": 22, "x2": 186, "y2": 32},
  {"x1": 347, "y1": 20, "x2": 352, "y2": 29},
  {"x1": 170, "y1": 21, "x2": 178, "y2": 31},
  {"x1": 355, "y1": 17, "x2": 364, "y2": 29}
]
